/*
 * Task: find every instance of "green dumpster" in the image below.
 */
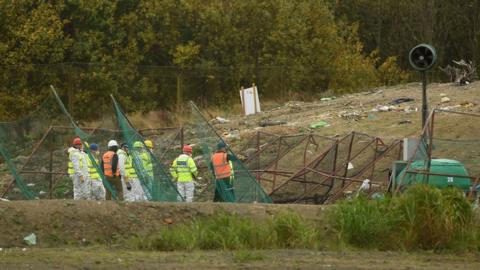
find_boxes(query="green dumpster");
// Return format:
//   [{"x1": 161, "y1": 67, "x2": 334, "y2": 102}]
[{"x1": 396, "y1": 159, "x2": 471, "y2": 191}]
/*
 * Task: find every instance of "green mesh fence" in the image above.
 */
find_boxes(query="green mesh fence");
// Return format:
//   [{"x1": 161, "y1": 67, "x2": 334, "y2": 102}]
[
  {"x1": 50, "y1": 87, "x2": 117, "y2": 199},
  {"x1": 0, "y1": 87, "x2": 185, "y2": 201},
  {"x1": 0, "y1": 92, "x2": 73, "y2": 199},
  {"x1": 189, "y1": 101, "x2": 272, "y2": 203},
  {"x1": 112, "y1": 96, "x2": 180, "y2": 202}
]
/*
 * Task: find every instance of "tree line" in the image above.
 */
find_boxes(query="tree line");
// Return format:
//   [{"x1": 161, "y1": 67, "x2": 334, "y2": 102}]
[
  {"x1": 334, "y1": 0, "x2": 480, "y2": 70},
  {"x1": 2, "y1": 0, "x2": 473, "y2": 121}
]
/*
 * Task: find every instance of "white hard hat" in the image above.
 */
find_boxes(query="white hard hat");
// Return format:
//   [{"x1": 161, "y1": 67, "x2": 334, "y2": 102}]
[{"x1": 107, "y1": 140, "x2": 118, "y2": 148}]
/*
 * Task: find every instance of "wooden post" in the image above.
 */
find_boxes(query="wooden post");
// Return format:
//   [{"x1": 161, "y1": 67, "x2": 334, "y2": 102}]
[
  {"x1": 49, "y1": 150, "x2": 53, "y2": 199},
  {"x1": 180, "y1": 126, "x2": 184, "y2": 148}
]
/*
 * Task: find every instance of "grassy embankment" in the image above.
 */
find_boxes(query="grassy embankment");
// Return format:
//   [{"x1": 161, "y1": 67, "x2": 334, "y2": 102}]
[{"x1": 129, "y1": 185, "x2": 480, "y2": 252}]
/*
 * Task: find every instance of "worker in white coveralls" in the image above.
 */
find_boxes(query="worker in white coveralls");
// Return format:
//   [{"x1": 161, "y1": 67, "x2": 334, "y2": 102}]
[
  {"x1": 117, "y1": 143, "x2": 133, "y2": 201},
  {"x1": 142, "y1": 139, "x2": 155, "y2": 179},
  {"x1": 170, "y1": 145, "x2": 198, "y2": 202},
  {"x1": 67, "y1": 137, "x2": 89, "y2": 200},
  {"x1": 119, "y1": 143, "x2": 146, "y2": 201},
  {"x1": 86, "y1": 143, "x2": 106, "y2": 200},
  {"x1": 133, "y1": 141, "x2": 152, "y2": 200}
]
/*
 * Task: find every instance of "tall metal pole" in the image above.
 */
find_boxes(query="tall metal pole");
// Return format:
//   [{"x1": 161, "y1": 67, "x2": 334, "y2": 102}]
[{"x1": 421, "y1": 71, "x2": 428, "y2": 128}]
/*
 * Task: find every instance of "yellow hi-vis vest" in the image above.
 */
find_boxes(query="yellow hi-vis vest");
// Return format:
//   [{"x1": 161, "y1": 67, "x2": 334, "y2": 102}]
[
  {"x1": 170, "y1": 154, "x2": 198, "y2": 182},
  {"x1": 68, "y1": 148, "x2": 83, "y2": 175},
  {"x1": 87, "y1": 156, "x2": 101, "y2": 180},
  {"x1": 118, "y1": 149, "x2": 138, "y2": 179},
  {"x1": 126, "y1": 155, "x2": 138, "y2": 179},
  {"x1": 140, "y1": 151, "x2": 153, "y2": 177}
]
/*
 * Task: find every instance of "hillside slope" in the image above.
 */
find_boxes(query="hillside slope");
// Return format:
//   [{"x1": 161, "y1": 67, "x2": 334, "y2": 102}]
[{"x1": 213, "y1": 82, "x2": 480, "y2": 144}]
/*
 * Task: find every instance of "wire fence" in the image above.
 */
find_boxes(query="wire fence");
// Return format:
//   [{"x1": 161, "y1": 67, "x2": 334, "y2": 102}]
[{"x1": 0, "y1": 63, "x2": 452, "y2": 121}]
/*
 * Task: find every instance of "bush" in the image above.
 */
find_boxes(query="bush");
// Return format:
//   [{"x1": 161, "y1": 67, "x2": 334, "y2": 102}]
[
  {"x1": 376, "y1": 56, "x2": 411, "y2": 86},
  {"x1": 331, "y1": 185, "x2": 478, "y2": 251},
  {"x1": 332, "y1": 195, "x2": 394, "y2": 249},
  {"x1": 395, "y1": 185, "x2": 474, "y2": 250}
]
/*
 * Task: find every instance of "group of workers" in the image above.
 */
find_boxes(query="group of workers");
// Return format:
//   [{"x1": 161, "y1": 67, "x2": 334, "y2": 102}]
[
  {"x1": 68, "y1": 137, "x2": 235, "y2": 203},
  {"x1": 68, "y1": 137, "x2": 152, "y2": 201}
]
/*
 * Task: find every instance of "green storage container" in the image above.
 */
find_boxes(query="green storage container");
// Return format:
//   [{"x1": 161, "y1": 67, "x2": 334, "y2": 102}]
[{"x1": 396, "y1": 159, "x2": 471, "y2": 191}]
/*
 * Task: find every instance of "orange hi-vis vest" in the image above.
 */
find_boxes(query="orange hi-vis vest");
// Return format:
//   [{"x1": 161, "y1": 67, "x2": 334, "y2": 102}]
[
  {"x1": 212, "y1": 152, "x2": 231, "y2": 179},
  {"x1": 103, "y1": 151, "x2": 120, "y2": 177}
]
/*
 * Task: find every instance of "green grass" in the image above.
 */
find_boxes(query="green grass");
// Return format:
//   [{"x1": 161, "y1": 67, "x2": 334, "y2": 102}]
[
  {"x1": 129, "y1": 211, "x2": 322, "y2": 251},
  {"x1": 331, "y1": 184, "x2": 479, "y2": 251},
  {"x1": 128, "y1": 185, "x2": 480, "y2": 252}
]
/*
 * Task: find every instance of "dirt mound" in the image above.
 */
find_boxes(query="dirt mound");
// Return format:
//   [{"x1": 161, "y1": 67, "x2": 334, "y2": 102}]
[
  {"x1": 0, "y1": 200, "x2": 326, "y2": 247},
  {"x1": 217, "y1": 82, "x2": 480, "y2": 145}
]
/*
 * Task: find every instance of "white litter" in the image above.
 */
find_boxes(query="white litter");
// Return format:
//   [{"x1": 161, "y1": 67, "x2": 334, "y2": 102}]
[
  {"x1": 215, "y1": 116, "x2": 230, "y2": 123},
  {"x1": 347, "y1": 162, "x2": 354, "y2": 170},
  {"x1": 441, "y1": 97, "x2": 451, "y2": 103}
]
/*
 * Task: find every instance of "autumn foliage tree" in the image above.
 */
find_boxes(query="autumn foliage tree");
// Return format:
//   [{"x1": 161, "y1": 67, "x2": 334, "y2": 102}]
[{"x1": 0, "y1": 0, "x2": 407, "y2": 120}]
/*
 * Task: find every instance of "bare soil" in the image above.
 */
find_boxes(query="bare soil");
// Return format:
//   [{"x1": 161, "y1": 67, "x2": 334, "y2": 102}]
[
  {"x1": 0, "y1": 200, "x2": 326, "y2": 248},
  {"x1": 0, "y1": 247, "x2": 479, "y2": 270}
]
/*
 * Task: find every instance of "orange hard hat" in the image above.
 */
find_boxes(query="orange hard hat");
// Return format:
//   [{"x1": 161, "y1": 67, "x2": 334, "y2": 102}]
[
  {"x1": 183, "y1": 145, "x2": 193, "y2": 153},
  {"x1": 73, "y1": 137, "x2": 82, "y2": 145}
]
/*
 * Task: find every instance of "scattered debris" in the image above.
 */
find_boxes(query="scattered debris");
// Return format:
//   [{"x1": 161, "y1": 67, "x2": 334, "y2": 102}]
[
  {"x1": 365, "y1": 89, "x2": 383, "y2": 95},
  {"x1": 389, "y1": 98, "x2": 414, "y2": 105},
  {"x1": 23, "y1": 233, "x2": 36, "y2": 246},
  {"x1": 440, "y1": 59, "x2": 477, "y2": 85},
  {"x1": 441, "y1": 97, "x2": 451, "y2": 103},
  {"x1": 440, "y1": 93, "x2": 447, "y2": 97},
  {"x1": 309, "y1": 121, "x2": 330, "y2": 129},
  {"x1": 440, "y1": 105, "x2": 461, "y2": 110},
  {"x1": 320, "y1": 96, "x2": 336, "y2": 101},
  {"x1": 371, "y1": 105, "x2": 393, "y2": 112},
  {"x1": 215, "y1": 116, "x2": 230, "y2": 124},
  {"x1": 359, "y1": 179, "x2": 372, "y2": 192},
  {"x1": 460, "y1": 101, "x2": 475, "y2": 108},
  {"x1": 347, "y1": 162, "x2": 354, "y2": 170},
  {"x1": 403, "y1": 107, "x2": 418, "y2": 113},
  {"x1": 222, "y1": 130, "x2": 239, "y2": 139},
  {"x1": 338, "y1": 111, "x2": 363, "y2": 121},
  {"x1": 163, "y1": 218, "x2": 174, "y2": 225},
  {"x1": 0, "y1": 197, "x2": 10, "y2": 202},
  {"x1": 371, "y1": 103, "x2": 418, "y2": 113},
  {"x1": 258, "y1": 120, "x2": 287, "y2": 127},
  {"x1": 398, "y1": 120, "x2": 412, "y2": 125}
]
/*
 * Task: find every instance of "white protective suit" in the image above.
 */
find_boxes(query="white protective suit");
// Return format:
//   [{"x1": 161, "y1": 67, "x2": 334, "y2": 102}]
[
  {"x1": 68, "y1": 147, "x2": 89, "y2": 200},
  {"x1": 118, "y1": 149, "x2": 145, "y2": 202}
]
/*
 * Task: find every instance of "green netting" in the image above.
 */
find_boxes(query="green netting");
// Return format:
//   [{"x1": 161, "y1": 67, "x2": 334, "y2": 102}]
[
  {"x1": 0, "y1": 87, "x2": 187, "y2": 201},
  {"x1": 50, "y1": 87, "x2": 117, "y2": 199},
  {"x1": 0, "y1": 92, "x2": 73, "y2": 199},
  {"x1": 112, "y1": 96, "x2": 180, "y2": 202},
  {"x1": 189, "y1": 101, "x2": 272, "y2": 203}
]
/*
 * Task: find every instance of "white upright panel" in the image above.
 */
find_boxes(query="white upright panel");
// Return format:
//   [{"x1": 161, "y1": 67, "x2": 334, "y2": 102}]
[{"x1": 239, "y1": 86, "x2": 261, "y2": 115}]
